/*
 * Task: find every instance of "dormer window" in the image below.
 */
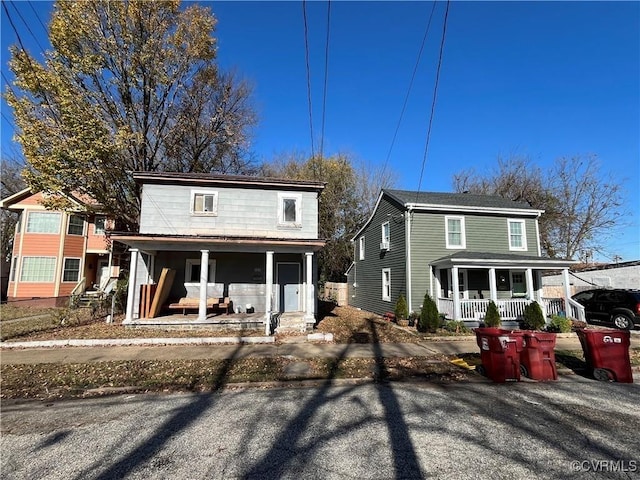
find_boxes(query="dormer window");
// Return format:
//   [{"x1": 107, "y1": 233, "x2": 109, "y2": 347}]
[{"x1": 191, "y1": 190, "x2": 218, "y2": 215}]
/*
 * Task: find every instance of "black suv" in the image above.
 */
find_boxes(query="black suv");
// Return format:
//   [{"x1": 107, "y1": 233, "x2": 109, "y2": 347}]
[{"x1": 572, "y1": 288, "x2": 640, "y2": 330}]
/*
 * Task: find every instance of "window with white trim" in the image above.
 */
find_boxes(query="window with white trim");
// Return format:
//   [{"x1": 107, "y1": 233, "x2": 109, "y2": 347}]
[
  {"x1": 381, "y1": 222, "x2": 390, "y2": 247},
  {"x1": 185, "y1": 259, "x2": 217, "y2": 283},
  {"x1": 9, "y1": 256, "x2": 18, "y2": 282},
  {"x1": 359, "y1": 236, "x2": 365, "y2": 260},
  {"x1": 278, "y1": 193, "x2": 302, "y2": 227},
  {"x1": 26, "y1": 212, "x2": 61, "y2": 234},
  {"x1": 445, "y1": 216, "x2": 465, "y2": 249},
  {"x1": 508, "y1": 219, "x2": 527, "y2": 251},
  {"x1": 382, "y1": 268, "x2": 391, "y2": 301},
  {"x1": 191, "y1": 190, "x2": 218, "y2": 215},
  {"x1": 20, "y1": 257, "x2": 56, "y2": 282},
  {"x1": 62, "y1": 258, "x2": 81, "y2": 282},
  {"x1": 94, "y1": 216, "x2": 106, "y2": 235},
  {"x1": 67, "y1": 215, "x2": 85, "y2": 235}
]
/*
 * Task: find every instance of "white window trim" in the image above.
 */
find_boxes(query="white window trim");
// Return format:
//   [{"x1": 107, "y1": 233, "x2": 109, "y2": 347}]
[
  {"x1": 359, "y1": 236, "x2": 365, "y2": 260},
  {"x1": 184, "y1": 258, "x2": 217, "y2": 285},
  {"x1": 19, "y1": 256, "x2": 57, "y2": 282},
  {"x1": 9, "y1": 256, "x2": 18, "y2": 282},
  {"x1": 190, "y1": 189, "x2": 219, "y2": 216},
  {"x1": 445, "y1": 215, "x2": 466, "y2": 249},
  {"x1": 67, "y1": 214, "x2": 85, "y2": 236},
  {"x1": 381, "y1": 222, "x2": 390, "y2": 244},
  {"x1": 277, "y1": 192, "x2": 302, "y2": 227},
  {"x1": 508, "y1": 219, "x2": 527, "y2": 251},
  {"x1": 62, "y1": 257, "x2": 82, "y2": 283},
  {"x1": 25, "y1": 211, "x2": 61, "y2": 234},
  {"x1": 382, "y1": 268, "x2": 391, "y2": 301}
]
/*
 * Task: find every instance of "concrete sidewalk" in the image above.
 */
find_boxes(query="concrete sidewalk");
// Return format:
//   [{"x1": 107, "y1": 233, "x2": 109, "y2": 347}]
[{"x1": 3, "y1": 333, "x2": 629, "y2": 365}]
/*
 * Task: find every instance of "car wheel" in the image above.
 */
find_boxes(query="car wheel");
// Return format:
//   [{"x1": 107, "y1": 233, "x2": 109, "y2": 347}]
[
  {"x1": 612, "y1": 313, "x2": 633, "y2": 330},
  {"x1": 476, "y1": 365, "x2": 486, "y2": 377},
  {"x1": 593, "y1": 368, "x2": 613, "y2": 382},
  {"x1": 520, "y1": 364, "x2": 529, "y2": 378}
]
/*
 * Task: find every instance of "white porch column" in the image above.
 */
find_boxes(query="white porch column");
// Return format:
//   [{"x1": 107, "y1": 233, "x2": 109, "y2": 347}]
[
  {"x1": 124, "y1": 249, "x2": 139, "y2": 323},
  {"x1": 525, "y1": 268, "x2": 534, "y2": 300},
  {"x1": 434, "y1": 268, "x2": 441, "y2": 302},
  {"x1": 305, "y1": 252, "x2": 314, "y2": 321},
  {"x1": 489, "y1": 268, "x2": 498, "y2": 302},
  {"x1": 198, "y1": 250, "x2": 209, "y2": 321},
  {"x1": 265, "y1": 251, "x2": 274, "y2": 334},
  {"x1": 562, "y1": 268, "x2": 572, "y2": 316},
  {"x1": 452, "y1": 266, "x2": 461, "y2": 320}
]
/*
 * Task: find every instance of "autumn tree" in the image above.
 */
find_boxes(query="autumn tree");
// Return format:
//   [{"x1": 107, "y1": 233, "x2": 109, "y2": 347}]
[
  {"x1": 6, "y1": 0, "x2": 256, "y2": 230},
  {"x1": 452, "y1": 155, "x2": 625, "y2": 259},
  {"x1": 262, "y1": 153, "x2": 396, "y2": 282}
]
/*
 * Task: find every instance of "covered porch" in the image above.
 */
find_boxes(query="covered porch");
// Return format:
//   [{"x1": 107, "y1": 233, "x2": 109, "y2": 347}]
[
  {"x1": 430, "y1": 252, "x2": 582, "y2": 326},
  {"x1": 112, "y1": 234, "x2": 325, "y2": 334}
]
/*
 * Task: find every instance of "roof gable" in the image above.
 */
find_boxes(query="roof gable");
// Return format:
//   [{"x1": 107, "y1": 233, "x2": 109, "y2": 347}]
[{"x1": 385, "y1": 189, "x2": 538, "y2": 211}]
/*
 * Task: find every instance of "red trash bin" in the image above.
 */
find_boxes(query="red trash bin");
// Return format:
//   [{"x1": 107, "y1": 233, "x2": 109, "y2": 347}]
[
  {"x1": 475, "y1": 328, "x2": 524, "y2": 382},
  {"x1": 576, "y1": 328, "x2": 633, "y2": 383},
  {"x1": 520, "y1": 331, "x2": 558, "y2": 381}
]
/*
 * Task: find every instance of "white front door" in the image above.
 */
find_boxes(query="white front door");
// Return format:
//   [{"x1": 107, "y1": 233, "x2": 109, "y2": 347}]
[{"x1": 277, "y1": 263, "x2": 300, "y2": 312}]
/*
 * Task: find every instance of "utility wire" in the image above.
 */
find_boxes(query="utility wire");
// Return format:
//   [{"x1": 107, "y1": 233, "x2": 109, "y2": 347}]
[
  {"x1": 27, "y1": 1, "x2": 49, "y2": 38},
  {"x1": 302, "y1": 0, "x2": 315, "y2": 159},
  {"x1": 318, "y1": 0, "x2": 331, "y2": 160},
  {"x1": 381, "y1": 1, "x2": 438, "y2": 179},
  {"x1": 10, "y1": 1, "x2": 47, "y2": 53},
  {"x1": 415, "y1": 0, "x2": 450, "y2": 204}
]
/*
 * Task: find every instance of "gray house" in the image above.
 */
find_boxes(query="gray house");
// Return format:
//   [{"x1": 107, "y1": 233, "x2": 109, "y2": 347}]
[
  {"x1": 113, "y1": 172, "x2": 325, "y2": 333},
  {"x1": 348, "y1": 189, "x2": 580, "y2": 326}
]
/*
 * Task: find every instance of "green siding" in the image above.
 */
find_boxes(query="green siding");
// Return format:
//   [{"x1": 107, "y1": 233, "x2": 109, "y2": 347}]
[{"x1": 351, "y1": 196, "x2": 406, "y2": 315}]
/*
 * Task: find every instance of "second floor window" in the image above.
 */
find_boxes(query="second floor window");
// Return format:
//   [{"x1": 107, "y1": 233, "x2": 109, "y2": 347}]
[
  {"x1": 445, "y1": 216, "x2": 465, "y2": 249},
  {"x1": 359, "y1": 236, "x2": 365, "y2": 260},
  {"x1": 191, "y1": 190, "x2": 218, "y2": 215},
  {"x1": 94, "y1": 216, "x2": 106, "y2": 234},
  {"x1": 68, "y1": 215, "x2": 85, "y2": 235},
  {"x1": 508, "y1": 219, "x2": 527, "y2": 251},
  {"x1": 381, "y1": 222, "x2": 390, "y2": 246},
  {"x1": 278, "y1": 193, "x2": 302, "y2": 226},
  {"x1": 26, "y1": 212, "x2": 61, "y2": 234}
]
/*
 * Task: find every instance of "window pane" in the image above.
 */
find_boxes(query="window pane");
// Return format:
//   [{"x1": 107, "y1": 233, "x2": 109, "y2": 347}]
[
  {"x1": 448, "y1": 218, "x2": 462, "y2": 246},
  {"x1": 194, "y1": 194, "x2": 204, "y2": 212},
  {"x1": 382, "y1": 223, "x2": 390, "y2": 242},
  {"x1": 20, "y1": 257, "x2": 56, "y2": 282},
  {"x1": 510, "y1": 222, "x2": 523, "y2": 248},
  {"x1": 283, "y1": 199, "x2": 296, "y2": 222},
  {"x1": 63, "y1": 258, "x2": 81, "y2": 282},
  {"x1": 68, "y1": 215, "x2": 84, "y2": 235},
  {"x1": 94, "y1": 216, "x2": 106, "y2": 234},
  {"x1": 26, "y1": 212, "x2": 60, "y2": 233},
  {"x1": 204, "y1": 195, "x2": 215, "y2": 212},
  {"x1": 190, "y1": 264, "x2": 201, "y2": 282}
]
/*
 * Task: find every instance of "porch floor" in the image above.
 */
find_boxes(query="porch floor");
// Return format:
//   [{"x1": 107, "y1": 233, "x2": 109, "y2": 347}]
[{"x1": 128, "y1": 312, "x2": 265, "y2": 330}]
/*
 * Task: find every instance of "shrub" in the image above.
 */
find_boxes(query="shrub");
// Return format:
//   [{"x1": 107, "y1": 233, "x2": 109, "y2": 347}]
[
  {"x1": 522, "y1": 301, "x2": 545, "y2": 330},
  {"x1": 394, "y1": 294, "x2": 408, "y2": 320},
  {"x1": 408, "y1": 311, "x2": 420, "y2": 327},
  {"x1": 418, "y1": 293, "x2": 440, "y2": 333},
  {"x1": 444, "y1": 320, "x2": 471, "y2": 334},
  {"x1": 546, "y1": 315, "x2": 572, "y2": 333},
  {"x1": 484, "y1": 300, "x2": 501, "y2": 327}
]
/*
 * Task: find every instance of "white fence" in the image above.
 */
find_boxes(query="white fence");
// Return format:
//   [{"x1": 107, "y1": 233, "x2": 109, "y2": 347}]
[{"x1": 437, "y1": 297, "x2": 584, "y2": 322}]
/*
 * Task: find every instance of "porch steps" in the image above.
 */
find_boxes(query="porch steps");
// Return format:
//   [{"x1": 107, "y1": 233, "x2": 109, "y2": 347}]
[
  {"x1": 73, "y1": 291, "x2": 103, "y2": 308},
  {"x1": 275, "y1": 313, "x2": 308, "y2": 334}
]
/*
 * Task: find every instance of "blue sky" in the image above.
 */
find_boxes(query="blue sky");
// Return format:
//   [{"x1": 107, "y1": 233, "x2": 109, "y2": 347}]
[{"x1": 2, "y1": 1, "x2": 639, "y2": 262}]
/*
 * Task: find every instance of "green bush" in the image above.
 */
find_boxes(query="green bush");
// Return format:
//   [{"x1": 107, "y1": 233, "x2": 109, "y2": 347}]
[
  {"x1": 444, "y1": 320, "x2": 471, "y2": 334},
  {"x1": 522, "y1": 301, "x2": 545, "y2": 330},
  {"x1": 546, "y1": 315, "x2": 571, "y2": 333},
  {"x1": 394, "y1": 294, "x2": 408, "y2": 321},
  {"x1": 484, "y1": 300, "x2": 501, "y2": 327},
  {"x1": 418, "y1": 293, "x2": 440, "y2": 333}
]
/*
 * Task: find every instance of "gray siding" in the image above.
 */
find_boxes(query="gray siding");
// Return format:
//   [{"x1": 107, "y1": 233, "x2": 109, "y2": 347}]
[
  {"x1": 139, "y1": 184, "x2": 319, "y2": 239},
  {"x1": 351, "y1": 196, "x2": 407, "y2": 315}
]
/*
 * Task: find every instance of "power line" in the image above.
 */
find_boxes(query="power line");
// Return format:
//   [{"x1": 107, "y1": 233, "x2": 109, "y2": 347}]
[
  {"x1": 302, "y1": 0, "x2": 315, "y2": 158},
  {"x1": 10, "y1": 1, "x2": 47, "y2": 53},
  {"x1": 381, "y1": 1, "x2": 438, "y2": 179},
  {"x1": 318, "y1": 0, "x2": 331, "y2": 160},
  {"x1": 415, "y1": 0, "x2": 450, "y2": 203},
  {"x1": 27, "y1": 1, "x2": 49, "y2": 38}
]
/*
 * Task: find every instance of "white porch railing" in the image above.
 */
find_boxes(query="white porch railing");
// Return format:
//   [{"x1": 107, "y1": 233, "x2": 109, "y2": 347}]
[
  {"x1": 438, "y1": 298, "x2": 454, "y2": 319},
  {"x1": 568, "y1": 297, "x2": 586, "y2": 322},
  {"x1": 542, "y1": 297, "x2": 564, "y2": 317},
  {"x1": 438, "y1": 297, "x2": 532, "y2": 321}
]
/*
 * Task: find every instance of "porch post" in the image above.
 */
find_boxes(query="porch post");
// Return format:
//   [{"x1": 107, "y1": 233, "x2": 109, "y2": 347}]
[
  {"x1": 305, "y1": 252, "x2": 314, "y2": 321},
  {"x1": 452, "y1": 266, "x2": 461, "y2": 320},
  {"x1": 265, "y1": 251, "x2": 274, "y2": 334},
  {"x1": 489, "y1": 268, "x2": 497, "y2": 302},
  {"x1": 525, "y1": 268, "x2": 534, "y2": 300},
  {"x1": 562, "y1": 268, "x2": 572, "y2": 316},
  {"x1": 198, "y1": 250, "x2": 209, "y2": 321},
  {"x1": 434, "y1": 268, "x2": 441, "y2": 301},
  {"x1": 124, "y1": 248, "x2": 139, "y2": 323}
]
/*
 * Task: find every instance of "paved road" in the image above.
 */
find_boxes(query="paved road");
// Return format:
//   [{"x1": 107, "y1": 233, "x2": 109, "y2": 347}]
[{"x1": 2, "y1": 378, "x2": 639, "y2": 479}]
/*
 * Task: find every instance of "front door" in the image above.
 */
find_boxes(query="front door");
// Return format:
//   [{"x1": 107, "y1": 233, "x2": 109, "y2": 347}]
[
  {"x1": 96, "y1": 259, "x2": 109, "y2": 289},
  {"x1": 510, "y1": 271, "x2": 526, "y2": 297},
  {"x1": 277, "y1": 263, "x2": 300, "y2": 312}
]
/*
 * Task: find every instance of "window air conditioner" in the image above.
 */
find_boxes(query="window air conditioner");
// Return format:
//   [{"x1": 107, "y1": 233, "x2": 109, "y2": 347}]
[{"x1": 380, "y1": 241, "x2": 389, "y2": 251}]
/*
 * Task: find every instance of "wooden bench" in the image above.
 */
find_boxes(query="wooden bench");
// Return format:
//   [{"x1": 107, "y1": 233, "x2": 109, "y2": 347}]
[
  {"x1": 167, "y1": 297, "x2": 219, "y2": 315},
  {"x1": 215, "y1": 297, "x2": 231, "y2": 315}
]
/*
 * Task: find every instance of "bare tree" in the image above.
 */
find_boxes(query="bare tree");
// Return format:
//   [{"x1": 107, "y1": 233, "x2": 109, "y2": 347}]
[
  {"x1": 452, "y1": 155, "x2": 625, "y2": 259},
  {"x1": 1, "y1": 156, "x2": 26, "y2": 263}
]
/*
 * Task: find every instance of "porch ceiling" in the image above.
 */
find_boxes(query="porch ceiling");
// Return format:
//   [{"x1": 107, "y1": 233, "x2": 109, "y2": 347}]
[
  {"x1": 110, "y1": 233, "x2": 325, "y2": 253},
  {"x1": 431, "y1": 251, "x2": 576, "y2": 270}
]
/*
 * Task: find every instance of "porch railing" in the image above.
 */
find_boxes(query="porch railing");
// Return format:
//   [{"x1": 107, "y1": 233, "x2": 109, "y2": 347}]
[
  {"x1": 438, "y1": 297, "x2": 531, "y2": 321},
  {"x1": 567, "y1": 297, "x2": 586, "y2": 322}
]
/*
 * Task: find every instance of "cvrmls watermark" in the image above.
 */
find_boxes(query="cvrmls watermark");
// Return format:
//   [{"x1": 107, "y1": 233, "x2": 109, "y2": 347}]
[{"x1": 570, "y1": 460, "x2": 637, "y2": 473}]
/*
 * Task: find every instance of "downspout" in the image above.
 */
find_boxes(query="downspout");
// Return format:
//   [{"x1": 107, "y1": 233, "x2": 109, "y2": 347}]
[{"x1": 405, "y1": 206, "x2": 413, "y2": 312}]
